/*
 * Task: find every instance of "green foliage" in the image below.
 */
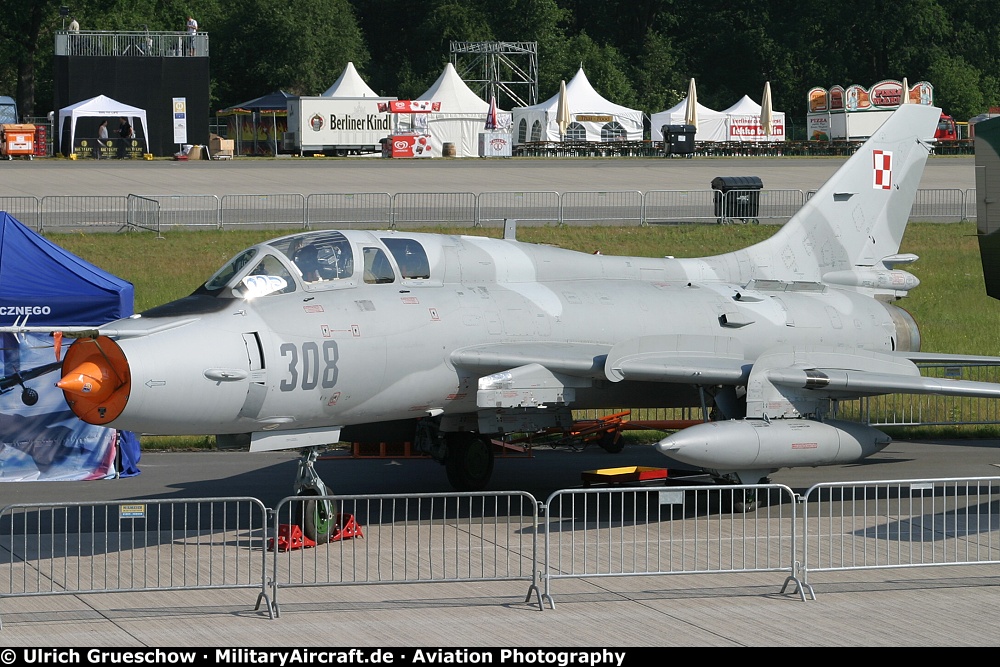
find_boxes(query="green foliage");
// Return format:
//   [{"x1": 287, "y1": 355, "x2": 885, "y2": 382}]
[
  {"x1": 212, "y1": 0, "x2": 369, "y2": 102},
  {"x1": 2, "y1": 0, "x2": 999, "y2": 134},
  {"x1": 629, "y1": 30, "x2": 683, "y2": 115},
  {"x1": 927, "y1": 54, "x2": 987, "y2": 120}
]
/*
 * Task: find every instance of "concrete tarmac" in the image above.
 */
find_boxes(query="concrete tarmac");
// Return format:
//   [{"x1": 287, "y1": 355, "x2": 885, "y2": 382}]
[
  {"x1": 2, "y1": 442, "x2": 1000, "y2": 647},
  {"x1": 0, "y1": 154, "x2": 977, "y2": 198},
  {"x1": 0, "y1": 154, "x2": 997, "y2": 647}
]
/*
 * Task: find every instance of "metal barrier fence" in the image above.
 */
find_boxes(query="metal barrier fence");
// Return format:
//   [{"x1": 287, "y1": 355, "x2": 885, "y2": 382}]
[
  {"x1": 126, "y1": 194, "x2": 160, "y2": 235},
  {"x1": 0, "y1": 497, "x2": 272, "y2": 628},
  {"x1": 799, "y1": 477, "x2": 1000, "y2": 599},
  {"x1": 391, "y1": 192, "x2": 478, "y2": 227},
  {"x1": 643, "y1": 189, "x2": 718, "y2": 223},
  {"x1": 2, "y1": 188, "x2": 981, "y2": 232},
  {"x1": 220, "y1": 194, "x2": 306, "y2": 230},
  {"x1": 146, "y1": 194, "x2": 222, "y2": 229},
  {"x1": 306, "y1": 193, "x2": 392, "y2": 229},
  {"x1": 712, "y1": 188, "x2": 807, "y2": 224},
  {"x1": 269, "y1": 492, "x2": 543, "y2": 616},
  {"x1": 39, "y1": 195, "x2": 129, "y2": 232},
  {"x1": 477, "y1": 191, "x2": 561, "y2": 226},
  {"x1": 3, "y1": 480, "x2": 1000, "y2": 620},
  {"x1": 561, "y1": 190, "x2": 644, "y2": 226},
  {"x1": 0, "y1": 197, "x2": 41, "y2": 231},
  {"x1": 912, "y1": 188, "x2": 968, "y2": 222},
  {"x1": 965, "y1": 188, "x2": 977, "y2": 221},
  {"x1": 541, "y1": 484, "x2": 800, "y2": 607}
]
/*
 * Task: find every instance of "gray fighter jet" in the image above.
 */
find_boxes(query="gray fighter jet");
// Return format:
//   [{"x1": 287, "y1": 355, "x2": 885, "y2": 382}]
[{"x1": 9, "y1": 104, "x2": 1000, "y2": 536}]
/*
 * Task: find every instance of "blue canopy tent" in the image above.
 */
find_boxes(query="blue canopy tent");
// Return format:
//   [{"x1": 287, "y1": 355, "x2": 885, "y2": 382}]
[
  {"x1": 0, "y1": 212, "x2": 139, "y2": 480},
  {"x1": 217, "y1": 90, "x2": 292, "y2": 156}
]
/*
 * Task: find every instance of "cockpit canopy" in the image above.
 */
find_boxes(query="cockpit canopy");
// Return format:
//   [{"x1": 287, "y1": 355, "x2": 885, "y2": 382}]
[{"x1": 198, "y1": 230, "x2": 431, "y2": 298}]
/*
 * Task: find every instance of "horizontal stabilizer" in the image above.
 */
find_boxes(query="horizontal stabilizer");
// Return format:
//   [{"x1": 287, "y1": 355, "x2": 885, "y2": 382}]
[{"x1": 895, "y1": 351, "x2": 1000, "y2": 365}]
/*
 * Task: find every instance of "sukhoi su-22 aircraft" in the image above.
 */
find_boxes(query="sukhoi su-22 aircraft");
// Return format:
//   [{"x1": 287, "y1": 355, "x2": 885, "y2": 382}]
[{"x1": 8, "y1": 103, "x2": 1000, "y2": 538}]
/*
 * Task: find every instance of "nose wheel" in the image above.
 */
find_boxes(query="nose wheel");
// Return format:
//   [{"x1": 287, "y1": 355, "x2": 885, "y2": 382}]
[
  {"x1": 444, "y1": 432, "x2": 495, "y2": 491},
  {"x1": 293, "y1": 447, "x2": 336, "y2": 544}
]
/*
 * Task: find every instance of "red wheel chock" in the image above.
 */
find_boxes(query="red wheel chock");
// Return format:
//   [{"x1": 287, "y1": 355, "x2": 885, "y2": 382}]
[
  {"x1": 333, "y1": 513, "x2": 364, "y2": 540},
  {"x1": 269, "y1": 514, "x2": 364, "y2": 551},
  {"x1": 270, "y1": 524, "x2": 316, "y2": 551}
]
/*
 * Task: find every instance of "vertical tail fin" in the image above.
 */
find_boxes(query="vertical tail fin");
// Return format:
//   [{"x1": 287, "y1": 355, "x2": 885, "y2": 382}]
[
  {"x1": 703, "y1": 104, "x2": 940, "y2": 284},
  {"x1": 975, "y1": 116, "x2": 1000, "y2": 298}
]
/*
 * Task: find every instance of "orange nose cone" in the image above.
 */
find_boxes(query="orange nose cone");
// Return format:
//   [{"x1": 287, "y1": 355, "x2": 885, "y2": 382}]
[
  {"x1": 58, "y1": 335, "x2": 131, "y2": 425},
  {"x1": 57, "y1": 360, "x2": 112, "y2": 398}
]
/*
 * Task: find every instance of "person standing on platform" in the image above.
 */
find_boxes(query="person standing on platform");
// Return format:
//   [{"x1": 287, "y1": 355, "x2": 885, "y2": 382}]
[
  {"x1": 95, "y1": 119, "x2": 108, "y2": 160},
  {"x1": 68, "y1": 16, "x2": 80, "y2": 55},
  {"x1": 186, "y1": 16, "x2": 198, "y2": 56},
  {"x1": 117, "y1": 117, "x2": 133, "y2": 159}
]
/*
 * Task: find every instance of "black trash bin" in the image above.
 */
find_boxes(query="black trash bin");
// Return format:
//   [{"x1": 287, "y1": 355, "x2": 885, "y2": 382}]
[
  {"x1": 662, "y1": 124, "x2": 696, "y2": 157},
  {"x1": 711, "y1": 175, "x2": 763, "y2": 224}
]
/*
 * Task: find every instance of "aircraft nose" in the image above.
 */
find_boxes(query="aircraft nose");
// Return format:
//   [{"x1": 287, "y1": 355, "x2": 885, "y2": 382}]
[
  {"x1": 57, "y1": 336, "x2": 131, "y2": 424},
  {"x1": 58, "y1": 360, "x2": 112, "y2": 396}
]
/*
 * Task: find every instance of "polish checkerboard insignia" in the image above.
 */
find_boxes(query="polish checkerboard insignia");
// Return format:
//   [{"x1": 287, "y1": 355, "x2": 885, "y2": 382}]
[{"x1": 873, "y1": 149, "x2": 892, "y2": 190}]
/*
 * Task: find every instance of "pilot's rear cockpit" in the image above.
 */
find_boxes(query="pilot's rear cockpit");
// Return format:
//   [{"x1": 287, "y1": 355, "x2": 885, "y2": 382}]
[{"x1": 271, "y1": 231, "x2": 355, "y2": 284}]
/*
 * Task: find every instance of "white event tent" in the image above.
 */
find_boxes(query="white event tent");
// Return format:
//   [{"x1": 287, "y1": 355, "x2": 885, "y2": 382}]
[
  {"x1": 322, "y1": 62, "x2": 380, "y2": 97},
  {"x1": 57, "y1": 94, "x2": 149, "y2": 156},
  {"x1": 411, "y1": 63, "x2": 510, "y2": 158},
  {"x1": 652, "y1": 95, "x2": 786, "y2": 142},
  {"x1": 718, "y1": 95, "x2": 786, "y2": 141},
  {"x1": 512, "y1": 68, "x2": 643, "y2": 144},
  {"x1": 650, "y1": 97, "x2": 724, "y2": 142}
]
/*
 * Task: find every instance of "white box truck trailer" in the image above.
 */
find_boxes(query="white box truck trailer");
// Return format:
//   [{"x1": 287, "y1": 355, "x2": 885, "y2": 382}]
[
  {"x1": 808, "y1": 110, "x2": 894, "y2": 141},
  {"x1": 284, "y1": 96, "x2": 394, "y2": 156}
]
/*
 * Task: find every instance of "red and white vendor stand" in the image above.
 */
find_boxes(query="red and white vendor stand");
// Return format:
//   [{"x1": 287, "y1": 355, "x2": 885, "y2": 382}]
[{"x1": 380, "y1": 100, "x2": 440, "y2": 158}]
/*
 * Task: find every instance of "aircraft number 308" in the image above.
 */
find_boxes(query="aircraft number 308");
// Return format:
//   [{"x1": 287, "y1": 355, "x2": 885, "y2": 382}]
[{"x1": 278, "y1": 340, "x2": 339, "y2": 391}]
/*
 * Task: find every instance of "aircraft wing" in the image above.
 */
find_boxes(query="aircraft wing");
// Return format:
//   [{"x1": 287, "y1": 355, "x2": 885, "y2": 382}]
[
  {"x1": 604, "y1": 334, "x2": 749, "y2": 384},
  {"x1": 452, "y1": 336, "x2": 752, "y2": 386},
  {"x1": 451, "y1": 342, "x2": 611, "y2": 377}
]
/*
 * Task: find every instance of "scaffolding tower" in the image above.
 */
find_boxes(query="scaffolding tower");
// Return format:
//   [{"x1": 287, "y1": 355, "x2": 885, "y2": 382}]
[{"x1": 450, "y1": 41, "x2": 538, "y2": 109}]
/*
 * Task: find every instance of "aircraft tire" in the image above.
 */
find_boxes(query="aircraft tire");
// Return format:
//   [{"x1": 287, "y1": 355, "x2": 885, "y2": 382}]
[
  {"x1": 713, "y1": 478, "x2": 758, "y2": 514},
  {"x1": 732, "y1": 488, "x2": 757, "y2": 514},
  {"x1": 445, "y1": 433, "x2": 495, "y2": 491},
  {"x1": 295, "y1": 490, "x2": 335, "y2": 544}
]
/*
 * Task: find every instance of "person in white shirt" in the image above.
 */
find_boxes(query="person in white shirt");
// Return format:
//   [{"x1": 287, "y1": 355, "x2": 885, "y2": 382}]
[
  {"x1": 185, "y1": 16, "x2": 198, "y2": 55},
  {"x1": 95, "y1": 119, "x2": 108, "y2": 160}
]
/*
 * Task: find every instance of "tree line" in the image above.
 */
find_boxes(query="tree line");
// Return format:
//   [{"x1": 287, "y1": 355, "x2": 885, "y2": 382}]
[{"x1": 1, "y1": 0, "x2": 997, "y2": 136}]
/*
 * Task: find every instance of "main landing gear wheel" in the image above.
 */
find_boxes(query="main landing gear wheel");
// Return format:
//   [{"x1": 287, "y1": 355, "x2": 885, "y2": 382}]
[
  {"x1": 732, "y1": 488, "x2": 757, "y2": 514},
  {"x1": 295, "y1": 489, "x2": 335, "y2": 545},
  {"x1": 714, "y1": 476, "x2": 763, "y2": 514},
  {"x1": 445, "y1": 433, "x2": 495, "y2": 491}
]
